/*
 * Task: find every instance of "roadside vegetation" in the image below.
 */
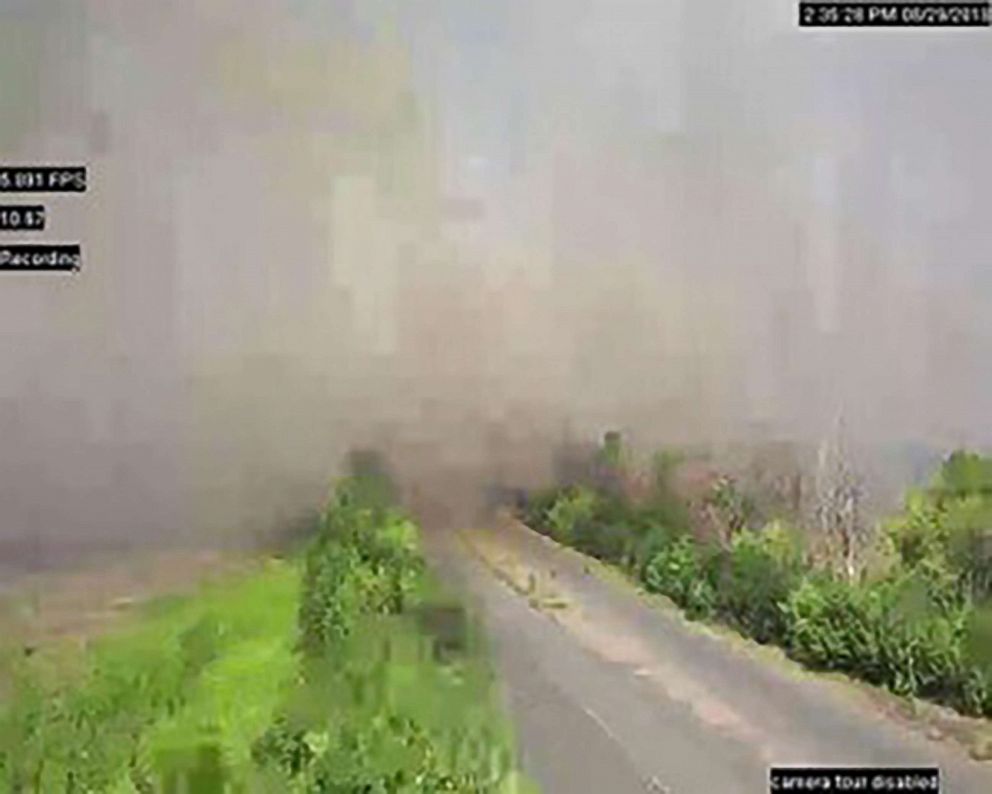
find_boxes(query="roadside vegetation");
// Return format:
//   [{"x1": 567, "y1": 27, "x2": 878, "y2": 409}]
[
  {"x1": 0, "y1": 460, "x2": 531, "y2": 792},
  {"x1": 520, "y1": 437, "x2": 992, "y2": 719}
]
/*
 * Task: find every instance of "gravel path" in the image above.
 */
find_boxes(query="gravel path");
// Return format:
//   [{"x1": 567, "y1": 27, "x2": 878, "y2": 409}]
[{"x1": 424, "y1": 517, "x2": 992, "y2": 794}]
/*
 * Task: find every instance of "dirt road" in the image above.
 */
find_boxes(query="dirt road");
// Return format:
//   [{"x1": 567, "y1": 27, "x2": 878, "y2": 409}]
[{"x1": 424, "y1": 517, "x2": 992, "y2": 794}]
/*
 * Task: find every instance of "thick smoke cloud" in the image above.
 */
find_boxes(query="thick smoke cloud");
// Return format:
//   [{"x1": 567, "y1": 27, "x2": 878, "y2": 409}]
[{"x1": 0, "y1": 2, "x2": 989, "y2": 570}]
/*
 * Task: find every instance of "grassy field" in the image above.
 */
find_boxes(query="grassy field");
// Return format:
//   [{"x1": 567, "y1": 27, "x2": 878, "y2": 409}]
[
  {"x1": 0, "y1": 479, "x2": 533, "y2": 793},
  {"x1": 0, "y1": 559, "x2": 300, "y2": 791}
]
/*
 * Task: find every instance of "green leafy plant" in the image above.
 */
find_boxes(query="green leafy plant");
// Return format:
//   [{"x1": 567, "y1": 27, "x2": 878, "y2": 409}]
[
  {"x1": 887, "y1": 451, "x2": 992, "y2": 602},
  {"x1": 933, "y1": 450, "x2": 992, "y2": 504},
  {"x1": 545, "y1": 486, "x2": 599, "y2": 545},
  {"x1": 519, "y1": 487, "x2": 561, "y2": 530},
  {"x1": 712, "y1": 523, "x2": 803, "y2": 644},
  {"x1": 782, "y1": 570, "x2": 989, "y2": 714},
  {"x1": 643, "y1": 537, "x2": 717, "y2": 619},
  {"x1": 281, "y1": 474, "x2": 530, "y2": 792}
]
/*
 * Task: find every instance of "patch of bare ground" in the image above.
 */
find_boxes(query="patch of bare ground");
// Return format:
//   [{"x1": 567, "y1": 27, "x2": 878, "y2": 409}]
[{"x1": 0, "y1": 548, "x2": 253, "y2": 649}]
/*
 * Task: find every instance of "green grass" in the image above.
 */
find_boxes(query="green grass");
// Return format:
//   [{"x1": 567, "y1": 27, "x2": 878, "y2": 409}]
[
  {"x1": 255, "y1": 580, "x2": 535, "y2": 792},
  {"x1": 256, "y1": 476, "x2": 534, "y2": 792},
  {"x1": 0, "y1": 560, "x2": 300, "y2": 791},
  {"x1": 0, "y1": 480, "x2": 535, "y2": 793}
]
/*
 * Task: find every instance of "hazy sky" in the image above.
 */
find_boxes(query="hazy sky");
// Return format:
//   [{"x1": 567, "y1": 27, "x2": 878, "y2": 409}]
[{"x1": 0, "y1": 1, "x2": 989, "y2": 564}]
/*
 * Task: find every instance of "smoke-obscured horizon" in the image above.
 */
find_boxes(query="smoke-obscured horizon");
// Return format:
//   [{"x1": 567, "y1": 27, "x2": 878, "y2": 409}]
[{"x1": 0, "y1": 1, "x2": 989, "y2": 568}]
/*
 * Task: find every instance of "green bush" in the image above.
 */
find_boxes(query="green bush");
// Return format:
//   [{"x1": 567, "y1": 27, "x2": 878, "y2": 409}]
[
  {"x1": 519, "y1": 487, "x2": 560, "y2": 530},
  {"x1": 933, "y1": 449, "x2": 992, "y2": 503},
  {"x1": 624, "y1": 468, "x2": 693, "y2": 576},
  {"x1": 964, "y1": 605, "x2": 992, "y2": 708},
  {"x1": 712, "y1": 524, "x2": 803, "y2": 644},
  {"x1": 525, "y1": 480, "x2": 690, "y2": 576},
  {"x1": 643, "y1": 537, "x2": 717, "y2": 619},
  {"x1": 341, "y1": 448, "x2": 400, "y2": 516},
  {"x1": 560, "y1": 492, "x2": 635, "y2": 564},
  {"x1": 942, "y1": 496, "x2": 992, "y2": 602},
  {"x1": 571, "y1": 516, "x2": 631, "y2": 566},
  {"x1": 298, "y1": 480, "x2": 424, "y2": 654},
  {"x1": 297, "y1": 535, "x2": 420, "y2": 653},
  {"x1": 256, "y1": 635, "x2": 518, "y2": 793},
  {"x1": 639, "y1": 520, "x2": 804, "y2": 642},
  {"x1": 545, "y1": 486, "x2": 599, "y2": 544},
  {"x1": 783, "y1": 571, "x2": 990, "y2": 715},
  {"x1": 625, "y1": 520, "x2": 682, "y2": 579},
  {"x1": 784, "y1": 575, "x2": 893, "y2": 685},
  {"x1": 885, "y1": 490, "x2": 949, "y2": 569},
  {"x1": 887, "y1": 451, "x2": 992, "y2": 601},
  {"x1": 275, "y1": 476, "x2": 528, "y2": 792}
]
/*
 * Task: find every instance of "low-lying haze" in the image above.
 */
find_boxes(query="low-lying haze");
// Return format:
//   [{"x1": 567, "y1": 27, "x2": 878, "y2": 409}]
[{"x1": 0, "y1": 1, "x2": 989, "y2": 568}]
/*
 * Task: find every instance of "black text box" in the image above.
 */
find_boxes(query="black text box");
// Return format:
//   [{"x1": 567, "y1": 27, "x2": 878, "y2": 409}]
[
  {"x1": 770, "y1": 767, "x2": 940, "y2": 793},
  {"x1": 0, "y1": 244, "x2": 81, "y2": 272},
  {"x1": 799, "y1": 2, "x2": 990, "y2": 27},
  {"x1": 0, "y1": 166, "x2": 87, "y2": 193},
  {"x1": 0, "y1": 206, "x2": 46, "y2": 231}
]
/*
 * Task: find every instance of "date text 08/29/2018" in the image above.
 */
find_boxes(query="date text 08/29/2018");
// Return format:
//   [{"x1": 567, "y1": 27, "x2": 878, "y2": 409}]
[{"x1": 799, "y1": 2, "x2": 990, "y2": 27}]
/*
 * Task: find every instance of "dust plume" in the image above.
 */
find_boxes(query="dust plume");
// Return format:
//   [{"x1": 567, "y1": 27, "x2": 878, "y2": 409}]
[{"x1": 0, "y1": 1, "x2": 989, "y2": 570}]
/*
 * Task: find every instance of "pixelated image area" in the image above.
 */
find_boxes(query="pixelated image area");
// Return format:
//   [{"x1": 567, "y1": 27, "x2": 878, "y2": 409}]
[{"x1": 0, "y1": 2, "x2": 990, "y2": 792}]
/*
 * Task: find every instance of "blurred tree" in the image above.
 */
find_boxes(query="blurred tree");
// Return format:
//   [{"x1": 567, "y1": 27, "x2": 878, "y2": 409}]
[{"x1": 814, "y1": 414, "x2": 869, "y2": 580}]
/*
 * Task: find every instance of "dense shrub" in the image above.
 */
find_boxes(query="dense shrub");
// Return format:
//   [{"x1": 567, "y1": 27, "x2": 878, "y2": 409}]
[
  {"x1": 933, "y1": 450, "x2": 992, "y2": 503},
  {"x1": 640, "y1": 521, "x2": 802, "y2": 643},
  {"x1": 783, "y1": 571, "x2": 990, "y2": 714},
  {"x1": 298, "y1": 478, "x2": 423, "y2": 653},
  {"x1": 711, "y1": 524, "x2": 803, "y2": 644},
  {"x1": 942, "y1": 496, "x2": 992, "y2": 602},
  {"x1": 519, "y1": 487, "x2": 559, "y2": 530},
  {"x1": 619, "y1": 463, "x2": 694, "y2": 576},
  {"x1": 887, "y1": 451, "x2": 992, "y2": 602},
  {"x1": 570, "y1": 515, "x2": 631, "y2": 565},
  {"x1": 879, "y1": 566, "x2": 988, "y2": 710},
  {"x1": 276, "y1": 476, "x2": 525, "y2": 792},
  {"x1": 299, "y1": 541, "x2": 376, "y2": 649},
  {"x1": 572, "y1": 492, "x2": 641, "y2": 564},
  {"x1": 643, "y1": 537, "x2": 718, "y2": 619},
  {"x1": 522, "y1": 448, "x2": 992, "y2": 718},
  {"x1": 624, "y1": 516, "x2": 684, "y2": 578},
  {"x1": 545, "y1": 486, "x2": 599, "y2": 544},
  {"x1": 528, "y1": 484, "x2": 685, "y2": 570},
  {"x1": 965, "y1": 604, "x2": 992, "y2": 683},
  {"x1": 885, "y1": 492, "x2": 947, "y2": 571},
  {"x1": 342, "y1": 448, "x2": 400, "y2": 515},
  {"x1": 785, "y1": 576, "x2": 894, "y2": 684}
]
